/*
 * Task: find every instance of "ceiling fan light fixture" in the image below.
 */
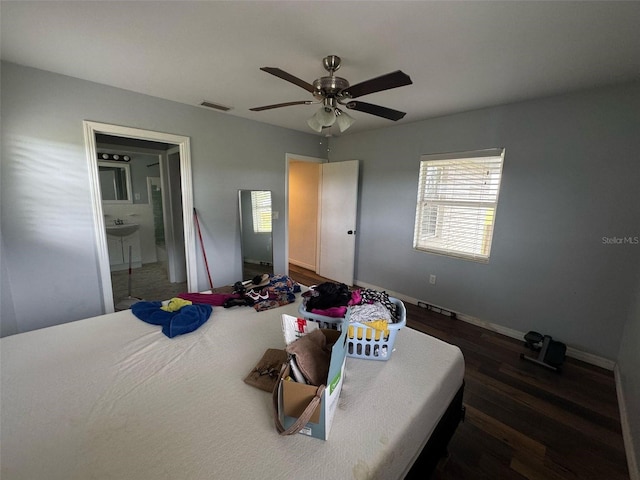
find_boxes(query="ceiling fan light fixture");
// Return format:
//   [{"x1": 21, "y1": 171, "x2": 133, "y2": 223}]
[
  {"x1": 335, "y1": 108, "x2": 355, "y2": 133},
  {"x1": 316, "y1": 106, "x2": 336, "y2": 127},
  {"x1": 306, "y1": 113, "x2": 324, "y2": 132}
]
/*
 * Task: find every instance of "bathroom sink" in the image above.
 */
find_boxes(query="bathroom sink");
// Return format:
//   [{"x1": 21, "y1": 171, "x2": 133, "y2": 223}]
[{"x1": 106, "y1": 223, "x2": 139, "y2": 237}]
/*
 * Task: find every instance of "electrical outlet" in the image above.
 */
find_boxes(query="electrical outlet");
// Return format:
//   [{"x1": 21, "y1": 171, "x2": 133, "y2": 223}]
[{"x1": 429, "y1": 274, "x2": 437, "y2": 285}]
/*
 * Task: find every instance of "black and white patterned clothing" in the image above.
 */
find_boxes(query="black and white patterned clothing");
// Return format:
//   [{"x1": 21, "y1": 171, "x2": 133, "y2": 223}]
[{"x1": 357, "y1": 288, "x2": 398, "y2": 322}]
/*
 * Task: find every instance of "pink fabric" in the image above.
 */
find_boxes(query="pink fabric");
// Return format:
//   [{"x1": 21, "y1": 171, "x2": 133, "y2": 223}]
[
  {"x1": 177, "y1": 292, "x2": 241, "y2": 306},
  {"x1": 310, "y1": 306, "x2": 348, "y2": 318},
  {"x1": 349, "y1": 289, "x2": 362, "y2": 306}
]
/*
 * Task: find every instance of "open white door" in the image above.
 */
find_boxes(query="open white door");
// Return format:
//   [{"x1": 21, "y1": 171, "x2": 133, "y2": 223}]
[{"x1": 318, "y1": 160, "x2": 359, "y2": 285}]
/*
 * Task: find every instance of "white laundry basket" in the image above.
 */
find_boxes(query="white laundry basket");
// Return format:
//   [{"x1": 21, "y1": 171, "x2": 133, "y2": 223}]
[{"x1": 297, "y1": 297, "x2": 406, "y2": 361}]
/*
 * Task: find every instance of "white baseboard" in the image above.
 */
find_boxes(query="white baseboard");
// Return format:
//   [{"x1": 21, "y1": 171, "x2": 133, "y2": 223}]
[
  {"x1": 244, "y1": 258, "x2": 272, "y2": 266},
  {"x1": 354, "y1": 279, "x2": 616, "y2": 370},
  {"x1": 615, "y1": 365, "x2": 640, "y2": 480},
  {"x1": 289, "y1": 259, "x2": 316, "y2": 271}
]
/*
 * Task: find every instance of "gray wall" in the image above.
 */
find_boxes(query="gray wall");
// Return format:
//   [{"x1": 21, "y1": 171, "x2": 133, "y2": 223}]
[
  {"x1": 1, "y1": 235, "x2": 18, "y2": 337},
  {"x1": 329, "y1": 82, "x2": 640, "y2": 361},
  {"x1": 1, "y1": 61, "x2": 324, "y2": 334},
  {"x1": 130, "y1": 154, "x2": 161, "y2": 205}
]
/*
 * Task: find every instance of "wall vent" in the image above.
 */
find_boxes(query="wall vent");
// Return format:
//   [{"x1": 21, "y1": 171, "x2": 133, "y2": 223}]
[
  {"x1": 417, "y1": 301, "x2": 456, "y2": 318},
  {"x1": 200, "y1": 101, "x2": 232, "y2": 111}
]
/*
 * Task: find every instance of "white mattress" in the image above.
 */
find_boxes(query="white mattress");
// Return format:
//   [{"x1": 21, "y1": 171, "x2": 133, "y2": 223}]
[{"x1": 1, "y1": 294, "x2": 464, "y2": 480}]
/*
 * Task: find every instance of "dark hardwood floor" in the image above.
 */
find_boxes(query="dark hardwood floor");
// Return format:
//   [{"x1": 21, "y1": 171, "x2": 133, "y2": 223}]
[
  {"x1": 287, "y1": 264, "x2": 630, "y2": 480},
  {"x1": 288, "y1": 263, "x2": 332, "y2": 289}
]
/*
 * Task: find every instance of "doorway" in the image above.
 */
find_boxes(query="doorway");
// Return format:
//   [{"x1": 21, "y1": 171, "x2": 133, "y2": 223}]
[
  {"x1": 287, "y1": 158, "x2": 321, "y2": 272},
  {"x1": 286, "y1": 154, "x2": 360, "y2": 286},
  {"x1": 98, "y1": 138, "x2": 187, "y2": 307},
  {"x1": 84, "y1": 121, "x2": 197, "y2": 313}
]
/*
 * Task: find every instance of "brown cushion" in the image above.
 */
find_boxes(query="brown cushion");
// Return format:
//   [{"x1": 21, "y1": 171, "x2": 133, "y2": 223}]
[{"x1": 285, "y1": 329, "x2": 331, "y2": 386}]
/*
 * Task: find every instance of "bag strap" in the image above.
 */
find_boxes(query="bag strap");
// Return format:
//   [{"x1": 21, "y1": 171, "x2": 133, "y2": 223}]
[{"x1": 272, "y1": 363, "x2": 326, "y2": 435}]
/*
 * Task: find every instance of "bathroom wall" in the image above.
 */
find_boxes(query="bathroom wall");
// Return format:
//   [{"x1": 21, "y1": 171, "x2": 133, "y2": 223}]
[{"x1": 102, "y1": 203, "x2": 156, "y2": 265}]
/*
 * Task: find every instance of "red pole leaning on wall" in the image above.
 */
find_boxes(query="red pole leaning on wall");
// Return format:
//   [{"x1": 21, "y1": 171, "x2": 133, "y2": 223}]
[{"x1": 193, "y1": 208, "x2": 213, "y2": 290}]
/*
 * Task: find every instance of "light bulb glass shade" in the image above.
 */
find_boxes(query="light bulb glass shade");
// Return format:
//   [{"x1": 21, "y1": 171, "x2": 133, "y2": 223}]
[
  {"x1": 317, "y1": 106, "x2": 336, "y2": 127},
  {"x1": 306, "y1": 113, "x2": 324, "y2": 132},
  {"x1": 335, "y1": 109, "x2": 355, "y2": 133}
]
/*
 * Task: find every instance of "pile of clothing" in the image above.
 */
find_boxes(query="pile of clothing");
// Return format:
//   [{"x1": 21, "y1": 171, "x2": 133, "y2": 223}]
[
  {"x1": 177, "y1": 273, "x2": 301, "y2": 312},
  {"x1": 242, "y1": 273, "x2": 301, "y2": 312},
  {"x1": 302, "y1": 282, "x2": 399, "y2": 325},
  {"x1": 130, "y1": 274, "x2": 302, "y2": 339}
]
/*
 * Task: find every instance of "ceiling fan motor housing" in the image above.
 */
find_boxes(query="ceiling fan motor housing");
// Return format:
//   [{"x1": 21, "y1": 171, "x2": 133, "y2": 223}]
[{"x1": 312, "y1": 76, "x2": 350, "y2": 101}]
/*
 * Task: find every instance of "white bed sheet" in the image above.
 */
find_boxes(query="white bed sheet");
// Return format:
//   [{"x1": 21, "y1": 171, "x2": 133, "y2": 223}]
[{"x1": 1, "y1": 295, "x2": 464, "y2": 480}]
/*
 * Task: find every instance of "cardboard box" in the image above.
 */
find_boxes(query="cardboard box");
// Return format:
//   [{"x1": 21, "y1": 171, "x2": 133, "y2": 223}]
[{"x1": 277, "y1": 328, "x2": 347, "y2": 440}]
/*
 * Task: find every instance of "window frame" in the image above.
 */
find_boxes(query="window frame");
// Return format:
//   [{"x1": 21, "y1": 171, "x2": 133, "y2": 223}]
[{"x1": 413, "y1": 148, "x2": 505, "y2": 263}]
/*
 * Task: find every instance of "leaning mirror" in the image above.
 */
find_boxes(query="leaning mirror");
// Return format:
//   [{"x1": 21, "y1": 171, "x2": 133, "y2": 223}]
[
  {"x1": 239, "y1": 190, "x2": 274, "y2": 281},
  {"x1": 99, "y1": 161, "x2": 132, "y2": 203}
]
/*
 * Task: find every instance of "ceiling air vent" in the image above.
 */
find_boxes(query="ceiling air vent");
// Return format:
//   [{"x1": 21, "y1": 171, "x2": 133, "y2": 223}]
[{"x1": 200, "y1": 101, "x2": 232, "y2": 111}]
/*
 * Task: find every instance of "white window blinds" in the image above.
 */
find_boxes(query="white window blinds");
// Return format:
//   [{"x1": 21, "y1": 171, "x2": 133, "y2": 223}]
[
  {"x1": 251, "y1": 190, "x2": 272, "y2": 233},
  {"x1": 413, "y1": 149, "x2": 505, "y2": 262}
]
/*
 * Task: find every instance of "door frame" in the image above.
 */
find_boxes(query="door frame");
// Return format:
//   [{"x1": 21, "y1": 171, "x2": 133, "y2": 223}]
[
  {"x1": 84, "y1": 121, "x2": 197, "y2": 313},
  {"x1": 285, "y1": 153, "x2": 325, "y2": 276},
  {"x1": 163, "y1": 146, "x2": 188, "y2": 283}
]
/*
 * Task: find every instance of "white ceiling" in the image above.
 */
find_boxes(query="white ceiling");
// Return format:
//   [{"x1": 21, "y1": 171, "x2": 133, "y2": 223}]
[{"x1": 2, "y1": 1, "x2": 640, "y2": 135}]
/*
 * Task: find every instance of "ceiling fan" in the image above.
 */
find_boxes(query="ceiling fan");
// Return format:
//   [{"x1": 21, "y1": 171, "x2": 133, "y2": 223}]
[{"x1": 249, "y1": 55, "x2": 412, "y2": 133}]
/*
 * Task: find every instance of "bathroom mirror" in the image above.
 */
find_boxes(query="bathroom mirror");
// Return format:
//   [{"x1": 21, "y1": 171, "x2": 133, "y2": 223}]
[
  {"x1": 99, "y1": 161, "x2": 132, "y2": 203},
  {"x1": 239, "y1": 190, "x2": 273, "y2": 281}
]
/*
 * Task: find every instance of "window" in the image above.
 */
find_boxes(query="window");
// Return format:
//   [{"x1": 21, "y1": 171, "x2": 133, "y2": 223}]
[
  {"x1": 413, "y1": 149, "x2": 505, "y2": 262},
  {"x1": 251, "y1": 190, "x2": 272, "y2": 233}
]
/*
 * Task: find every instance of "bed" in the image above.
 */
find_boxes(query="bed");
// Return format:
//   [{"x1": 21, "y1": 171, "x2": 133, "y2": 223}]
[{"x1": 0, "y1": 291, "x2": 465, "y2": 480}]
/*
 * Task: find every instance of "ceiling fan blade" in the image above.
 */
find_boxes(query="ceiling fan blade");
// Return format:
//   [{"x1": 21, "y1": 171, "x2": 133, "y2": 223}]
[
  {"x1": 260, "y1": 67, "x2": 315, "y2": 93},
  {"x1": 343, "y1": 70, "x2": 412, "y2": 99},
  {"x1": 345, "y1": 101, "x2": 407, "y2": 121},
  {"x1": 250, "y1": 100, "x2": 313, "y2": 111}
]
